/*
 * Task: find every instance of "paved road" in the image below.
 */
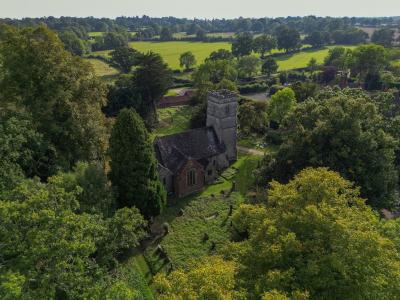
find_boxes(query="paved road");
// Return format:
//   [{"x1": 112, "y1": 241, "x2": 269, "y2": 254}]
[{"x1": 237, "y1": 146, "x2": 265, "y2": 157}]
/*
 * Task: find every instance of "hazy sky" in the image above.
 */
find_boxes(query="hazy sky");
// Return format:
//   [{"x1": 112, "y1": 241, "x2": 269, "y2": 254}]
[{"x1": 1, "y1": 0, "x2": 399, "y2": 19}]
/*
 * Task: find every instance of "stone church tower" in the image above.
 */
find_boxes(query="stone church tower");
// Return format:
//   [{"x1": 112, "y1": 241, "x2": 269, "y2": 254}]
[{"x1": 206, "y1": 90, "x2": 238, "y2": 162}]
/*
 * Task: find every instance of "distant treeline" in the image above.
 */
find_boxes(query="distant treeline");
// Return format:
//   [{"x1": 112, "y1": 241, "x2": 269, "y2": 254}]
[
  {"x1": 1, "y1": 15, "x2": 399, "y2": 38},
  {"x1": 2, "y1": 16, "x2": 399, "y2": 55}
]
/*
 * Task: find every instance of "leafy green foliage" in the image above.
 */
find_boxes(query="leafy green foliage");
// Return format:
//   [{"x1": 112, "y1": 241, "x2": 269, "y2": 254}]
[
  {"x1": 109, "y1": 108, "x2": 166, "y2": 217},
  {"x1": 92, "y1": 31, "x2": 129, "y2": 51},
  {"x1": 275, "y1": 25, "x2": 301, "y2": 53},
  {"x1": 352, "y1": 44, "x2": 389, "y2": 77},
  {"x1": 253, "y1": 34, "x2": 277, "y2": 58},
  {"x1": 237, "y1": 55, "x2": 261, "y2": 78},
  {"x1": 110, "y1": 46, "x2": 139, "y2": 73},
  {"x1": 262, "y1": 57, "x2": 278, "y2": 77},
  {"x1": 0, "y1": 177, "x2": 148, "y2": 299},
  {"x1": 371, "y1": 28, "x2": 395, "y2": 47},
  {"x1": 179, "y1": 51, "x2": 197, "y2": 70},
  {"x1": 207, "y1": 49, "x2": 234, "y2": 61},
  {"x1": 59, "y1": 30, "x2": 89, "y2": 56},
  {"x1": 0, "y1": 24, "x2": 107, "y2": 173},
  {"x1": 154, "y1": 256, "x2": 240, "y2": 299},
  {"x1": 233, "y1": 168, "x2": 400, "y2": 299},
  {"x1": 133, "y1": 52, "x2": 173, "y2": 126},
  {"x1": 232, "y1": 32, "x2": 253, "y2": 57},
  {"x1": 239, "y1": 100, "x2": 268, "y2": 135},
  {"x1": 304, "y1": 31, "x2": 329, "y2": 48},
  {"x1": 267, "y1": 87, "x2": 296, "y2": 124},
  {"x1": 50, "y1": 162, "x2": 115, "y2": 216},
  {"x1": 261, "y1": 88, "x2": 398, "y2": 208}
]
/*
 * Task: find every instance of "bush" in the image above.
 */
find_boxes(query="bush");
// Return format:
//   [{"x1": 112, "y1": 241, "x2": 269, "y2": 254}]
[
  {"x1": 265, "y1": 128, "x2": 283, "y2": 145},
  {"x1": 287, "y1": 71, "x2": 307, "y2": 82},
  {"x1": 268, "y1": 84, "x2": 284, "y2": 96},
  {"x1": 190, "y1": 103, "x2": 207, "y2": 129},
  {"x1": 238, "y1": 82, "x2": 268, "y2": 94}
]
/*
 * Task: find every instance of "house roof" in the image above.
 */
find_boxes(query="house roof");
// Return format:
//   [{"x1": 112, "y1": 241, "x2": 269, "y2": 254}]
[{"x1": 154, "y1": 126, "x2": 226, "y2": 174}]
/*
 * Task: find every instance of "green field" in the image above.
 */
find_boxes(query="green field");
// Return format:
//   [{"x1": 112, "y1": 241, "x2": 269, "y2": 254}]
[
  {"x1": 84, "y1": 58, "x2": 119, "y2": 80},
  {"x1": 276, "y1": 46, "x2": 356, "y2": 71},
  {"x1": 93, "y1": 41, "x2": 231, "y2": 69}
]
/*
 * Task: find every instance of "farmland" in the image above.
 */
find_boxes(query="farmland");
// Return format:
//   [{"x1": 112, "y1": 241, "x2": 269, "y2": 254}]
[
  {"x1": 90, "y1": 40, "x2": 356, "y2": 74},
  {"x1": 93, "y1": 41, "x2": 232, "y2": 69},
  {"x1": 275, "y1": 45, "x2": 356, "y2": 71},
  {"x1": 84, "y1": 58, "x2": 119, "y2": 80}
]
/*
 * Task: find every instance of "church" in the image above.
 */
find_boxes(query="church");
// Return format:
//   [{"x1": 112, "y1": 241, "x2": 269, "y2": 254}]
[{"x1": 154, "y1": 90, "x2": 238, "y2": 198}]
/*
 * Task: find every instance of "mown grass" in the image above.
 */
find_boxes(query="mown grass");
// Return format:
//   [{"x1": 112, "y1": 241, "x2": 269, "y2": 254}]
[
  {"x1": 147, "y1": 154, "x2": 261, "y2": 269},
  {"x1": 154, "y1": 105, "x2": 195, "y2": 137},
  {"x1": 276, "y1": 45, "x2": 356, "y2": 71},
  {"x1": 93, "y1": 41, "x2": 231, "y2": 70},
  {"x1": 88, "y1": 31, "x2": 104, "y2": 37},
  {"x1": 116, "y1": 253, "x2": 155, "y2": 300},
  {"x1": 84, "y1": 58, "x2": 119, "y2": 81}
]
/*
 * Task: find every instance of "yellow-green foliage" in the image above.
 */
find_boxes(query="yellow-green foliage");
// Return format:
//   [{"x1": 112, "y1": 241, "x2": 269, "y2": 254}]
[
  {"x1": 233, "y1": 167, "x2": 400, "y2": 299},
  {"x1": 154, "y1": 256, "x2": 238, "y2": 300}
]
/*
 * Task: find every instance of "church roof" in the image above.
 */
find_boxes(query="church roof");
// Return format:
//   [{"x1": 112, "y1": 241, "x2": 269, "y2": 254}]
[{"x1": 154, "y1": 126, "x2": 226, "y2": 174}]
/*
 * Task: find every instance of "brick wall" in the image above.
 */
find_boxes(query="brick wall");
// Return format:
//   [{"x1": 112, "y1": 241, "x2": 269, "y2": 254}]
[{"x1": 175, "y1": 159, "x2": 205, "y2": 198}]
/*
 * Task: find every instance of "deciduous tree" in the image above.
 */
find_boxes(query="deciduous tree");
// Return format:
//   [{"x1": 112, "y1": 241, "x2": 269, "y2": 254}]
[
  {"x1": 262, "y1": 57, "x2": 278, "y2": 77},
  {"x1": 179, "y1": 51, "x2": 197, "y2": 71},
  {"x1": 234, "y1": 168, "x2": 400, "y2": 299},
  {"x1": 267, "y1": 87, "x2": 296, "y2": 124},
  {"x1": 232, "y1": 32, "x2": 253, "y2": 57},
  {"x1": 133, "y1": 52, "x2": 173, "y2": 126},
  {"x1": 253, "y1": 34, "x2": 277, "y2": 58},
  {"x1": 110, "y1": 46, "x2": 139, "y2": 73},
  {"x1": 0, "y1": 25, "x2": 107, "y2": 173},
  {"x1": 260, "y1": 88, "x2": 398, "y2": 208}
]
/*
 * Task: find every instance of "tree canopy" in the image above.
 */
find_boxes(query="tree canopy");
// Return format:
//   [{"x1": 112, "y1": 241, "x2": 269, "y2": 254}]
[
  {"x1": 179, "y1": 51, "x2": 197, "y2": 70},
  {"x1": 260, "y1": 88, "x2": 398, "y2": 209},
  {"x1": 110, "y1": 46, "x2": 139, "y2": 73},
  {"x1": 0, "y1": 24, "x2": 107, "y2": 175},
  {"x1": 267, "y1": 87, "x2": 297, "y2": 124},
  {"x1": 233, "y1": 167, "x2": 400, "y2": 299},
  {"x1": 232, "y1": 32, "x2": 254, "y2": 57}
]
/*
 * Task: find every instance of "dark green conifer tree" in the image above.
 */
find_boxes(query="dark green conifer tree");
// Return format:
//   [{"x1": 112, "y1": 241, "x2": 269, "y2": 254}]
[{"x1": 109, "y1": 108, "x2": 166, "y2": 217}]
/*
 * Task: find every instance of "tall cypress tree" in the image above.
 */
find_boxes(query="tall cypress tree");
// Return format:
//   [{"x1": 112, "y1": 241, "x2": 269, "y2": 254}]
[{"x1": 109, "y1": 108, "x2": 166, "y2": 217}]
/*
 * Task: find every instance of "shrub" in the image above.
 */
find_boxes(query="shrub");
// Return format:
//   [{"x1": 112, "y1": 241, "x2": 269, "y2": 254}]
[
  {"x1": 268, "y1": 84, "x2": 284, "y2": 96},
  {"x1": 238, "y1": 82, "x2": 268, "y2": 94}
]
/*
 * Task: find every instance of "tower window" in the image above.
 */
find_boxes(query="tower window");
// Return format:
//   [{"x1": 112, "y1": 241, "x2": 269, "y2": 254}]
[{"x1": 187, "y1": 169, "x2": 196, "y2": 186}]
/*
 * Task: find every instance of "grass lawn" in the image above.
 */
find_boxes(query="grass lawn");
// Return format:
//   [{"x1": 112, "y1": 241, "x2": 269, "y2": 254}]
[
  {"x1": 84, "y1": 58, "x2": 119, "y2": 81},
  {"x1": 276, "y1": 45, "x2": 356, "y2": 71},
  {"x1": 93, "y1": 41, "x2": 231, "y2": 70},
  {"x1": 154, "y1": 105, "x2": 195, "y2": 137},
  {"x1": 116, "y1": 252, "x2": 155, "y2": 299},
  {"x1": 88, "y1": 31, "x2": 104, "y2": 37},
  {"x1": 145, "y1": 154, "x2": 261, "y2": 269},
  {"x1": 238, "y1": 134, "x2": 267, "y2": 149}
]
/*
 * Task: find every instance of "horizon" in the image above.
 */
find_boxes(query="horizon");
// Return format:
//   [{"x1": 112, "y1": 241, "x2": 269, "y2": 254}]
[{"x1": 1, "y1": 0, "x2": 400, "y2": 19}]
